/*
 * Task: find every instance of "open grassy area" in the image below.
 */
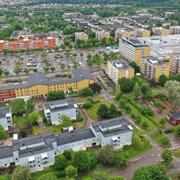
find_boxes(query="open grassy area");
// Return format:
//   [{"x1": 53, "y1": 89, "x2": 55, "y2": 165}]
[
  {"x1": 172, "y1": 149, "x2": 180, "y2": 158},
  {"x1": 32, "y1": 126, "x2": 41, "y2": 136}
]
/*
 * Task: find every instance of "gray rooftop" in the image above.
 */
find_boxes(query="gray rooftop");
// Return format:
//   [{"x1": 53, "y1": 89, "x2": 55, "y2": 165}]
[
  {"x1": 111, "y1": 60, "x2": 132, "y2": 70},
  {"x1": 0, "y1": 69, "x2": 93, "y2": 91},
  {"x1": 0, "y1": 106, "x2": 11, "y2": 118},
  {"x1": 56, "y1": 128, "x2": 95, "y2": 146},
  {"x1": 142, "y1": 56, "x2": 165, "y2": 66},
  {"x1": 0, "y1": 146, "x2": 13, "y2": 159},
  {"x1": 121, "y1": 38, "x2": 148, "y2": 48}
]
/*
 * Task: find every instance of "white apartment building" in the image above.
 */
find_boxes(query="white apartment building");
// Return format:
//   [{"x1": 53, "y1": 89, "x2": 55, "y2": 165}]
[
  {"x1": 170, "y1": 26, "x2": 180, "y2": 35},
  {"x1": 171, "y1": 53, "x2": 180, "y2": 74}
]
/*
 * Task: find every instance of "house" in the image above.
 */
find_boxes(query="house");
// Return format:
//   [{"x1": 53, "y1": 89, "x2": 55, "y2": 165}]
[
  {"x1": 44, "y1": 99, "x2": 78, "y2": 125},
  {"x1": 167, "y1": 112, "x2": 180, "y2": 125},
  {"x1": 0, "y1": 106, "x2": 13, "y2": 130}
]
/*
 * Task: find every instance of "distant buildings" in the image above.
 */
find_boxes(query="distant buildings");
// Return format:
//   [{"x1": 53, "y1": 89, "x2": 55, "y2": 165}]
[
  {"x1": 0, "y1": 69, "x2": 95, "y2": 102},
  {"x1": 134, "y1": 28, "x2": 151, "y2": 37},
  {"x1": 95, "y1": 30, "x2": 110, "y2": 41},
  {"x1": 167, "y1": 112, "x2": 180, "y2": 125},
  {"x1": 106, "y1": 60, "x2": 134, "y2": 83},
  {"x1": 75, "y1": 32, "x2": 88, "y2": 42},
  {"x1": 0, "y1": 37, "x2": 57, "y2": 52},
  {"x1": 141, "y1": 56, "x2": 170, "y2": 82},
  {"x1": 169, "y1": 26, "x2": 180, "y2": 35},
  {"x1": 115, "y1": 29, "x2": 133, "y2": 40},
  {"x1": 152, "y1": 27, "x2": 170, "y2": 36},
  {"x1": 44, "y1": 99, "x2": 78, "y2": 125},
  {"x1": 0, "y1": 106, "x2": 13, "y2": 130},
  {"x1": 170, "y1": 53, "x2": 180, "y2": 74},
  {"x1": 119, "y1": 38, "x2": 150, "y2": 66},
  {"x1": 0, "y1": 116, "x2": 133, "y2": 172}
]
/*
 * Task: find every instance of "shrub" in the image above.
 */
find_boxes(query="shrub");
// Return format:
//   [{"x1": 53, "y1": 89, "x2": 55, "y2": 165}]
[{"x1": 83, "y1": 101, "x2": 93, "y2": 109}]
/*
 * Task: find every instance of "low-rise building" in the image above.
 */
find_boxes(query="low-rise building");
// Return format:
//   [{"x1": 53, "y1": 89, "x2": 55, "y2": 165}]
[
  {"x1": 170, "y1": 54, "x2": 180, "y2": 74},
  {"x1": 152, "y1": 27, "x2": 170, "y2": 36},
  {"x1": 106, "y1": 60, "x2": 134, "y2": 83},
  {"x1": 169, "y1": 26, "x2": 180, "y2": 35},
  {"x1": 75, "y1": 32, "x2": 88, "y2": 42},
  {"x1": 0, "y1": 116, "x2": 133, "y2": 172},
  {"x1": 95, "y1": 30, "x2": 110, "y2": 41},
  {"x1": 134, "y1": 28, "x2": 151, "y2": 37},
  {"x1": 0, "y1": 106, "x2": 13, "y2": 130},
  {"x1": 44, "y1": 99, "x2": 78, "y2": 125},
  {"x1": 0, "y1": 69, "x2": 95, "y2": 102},
  {"x1": 141, "y1": 56, "x2": 170, "y2": 82},
  {"x1": 119, "y1": 38, "x2": 150, "y2": 66},
  {"x1": 167, "y1": 112, "x2": 180, "y2": 125}
]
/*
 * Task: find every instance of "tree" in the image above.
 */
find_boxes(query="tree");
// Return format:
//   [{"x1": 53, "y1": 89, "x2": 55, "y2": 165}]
[
  {"x1": 54, "y1": 155, "x2": 67, "y2": 171},
  {"x1": 158, "y1": 75, "x2": 168, "y2": 87},
  {"x1": 174, "y1": 124, "x2": 180, "y2": 138},
  {"x1": 89, "y1": 83, "x2": 102, "y2": 94},
  {"x1": 115, "y1": 151, "x2": 128, "y2": 167},
  {"x1": 119, "y1": 78, "x2": 135, "y2": 93},
  {"x1": 108, "y1": 104, "x2": 120, "y2": 118},
  {"x1": 27, "y1": 112, "x2": 38, "y2": 125},
  {"x1": 165, "y1": 80, "x2": 180, "y2": 110},
  {"x1": 11, "y1": 99, "x2": 26, "y2": 116},
  {"x1": 11, "y1": 166, "x2": 31, "y2": 180},
  {"x1": 161, "y1": 149, "x2": 172, "y2": 166},
  {"x1": 98, "y1": 145, "x2": 116, "y2": 165},
  {"x1": 65, "y1": 165, "x2": 77, "y2": 179},
  {"x1": 0, "y1": 125, "x2": 8, "y2": 140},
  {"x1": 133, "y1": 82, "x2": 141, "y2": 99},
  {"x1": 133, "y1": 164, "x2": 169, "y2": 180},
  {"x1": 47, "y1": 91, "x2": 65, "y2": 101},
  {"x1": 79, "y1": 87, "x2": 94, "y2": 96},
  {"x1": 97, "y1": 104, "x2": 109, "y2": 119}
]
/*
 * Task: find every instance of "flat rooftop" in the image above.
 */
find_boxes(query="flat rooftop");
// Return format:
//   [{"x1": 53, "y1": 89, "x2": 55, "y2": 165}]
[
  {"x1": 142, "y1": 56, "x2": 165, "y2": 66},
  {"x1": 121, "y1": 38, "x2": 148, "y2": 48},
  {"x1": 111, "y1": 60, "x2": 131, "y2": 70},
  {"x1": 0, "y1": 106, "x2": 11, "y2": 118}
]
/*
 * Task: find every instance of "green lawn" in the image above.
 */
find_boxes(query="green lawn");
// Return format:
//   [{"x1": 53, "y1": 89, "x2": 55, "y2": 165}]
[{"x1": 32, "y1": 126, "x2": 41, "y2": 136}]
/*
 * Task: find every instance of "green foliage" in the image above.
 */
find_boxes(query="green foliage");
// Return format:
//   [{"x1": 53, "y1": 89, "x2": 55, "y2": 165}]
[
  {"x1": 89, "y1": 83, "x2": 102, "y2": 94},
  {"x1": 65, "y1": 165, "x2": 77, "y2": 179},
  {"x1": 11, "y1": 99, "x2": 26, "y2": 116},
  {"x1": 11, "y1": 166, "x2": 32, "y2": 180},
  {"x1": 174, "y1": 125, "x2": 180, "y2": 138},
  {"x1": 133, "y1": 164, "x2": 169, "y2": 180},
  {"x1": 158, "y1": 75, "x2": 168, "y2": 87},
  {"x1": 161, "y1": 149, "x2": 172, "y2": 166},
  {"x1": 83, "y1": 101, "x2": 93, "y2": 109},
  {"x1": 0, "y1": 125, "x2": 8, "y2": 140},
  {"x1": 54, "y1": 155, "x2": 67, "y2": 171},
  {"x1": 79, "y1": 87, "x2": 94, "y2": 96},
  {"x1": 47, "y1": 91, "x2": 65, "y2": 101},
  {"x1": 119, "y1": 78, "x2": 135, "y2": 93},
  {"x1": 129, "y1": 62, "x2": 140, "y2": 73},
  {"x1": 27, "y1": 112, "x2": 38, "y2": 125}
]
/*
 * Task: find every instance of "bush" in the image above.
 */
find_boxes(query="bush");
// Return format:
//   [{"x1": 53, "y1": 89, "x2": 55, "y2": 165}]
[
  {"x1": 164, "y1": 127, "x2": 174, "y2": 134},
  {"x1": 80, "y1": 87, "x2": 94, "y2": 96},
  {"x1": 160, "y1": 136, "x2": 170, "y2": 147},
  {"x1": 83, "y1": 101, "x2": 93, "y2": 109}
]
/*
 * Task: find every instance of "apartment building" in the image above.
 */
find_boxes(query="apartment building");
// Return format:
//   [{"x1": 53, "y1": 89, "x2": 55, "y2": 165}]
[
  {"x1": 134, "y1": 28, "x2": 151, "y2": 37},
  {"x1": 141, "y1": 56, "x2": 170, "y2": 82},
  {"x1": 75, "y1": 32, "x2": 88, "y2": 42},
  {"x1": 170, "y1": 54, "x2": 180, "y2": 74},
  {"x1": 169, "y1": 26, "x2": 180, "y2": 35},
  {"x1": 0, "y1": 37, "x2": 57, "y2": 51},
  {"x1": 0, "y1": 116, "x2": 133, "y2": 172},
  {"x1": 0, "y1": 106, "x2": 13, "y2": 130},
  {"x1": 119, "y1": 38, "x2": 150, "y2": 66},
  {"x1": 152, "y1": 27, "x2": 170, "y2": 36},
  {"x1": 115, "y1": 29, "x2": 133, "y2": 40},
  {"x1": 0, "y1": 69, "x2": 95, "y2": 102},
  {"x1": 44, "y1": 99, "x2": 78, "y2": 125},
  {"x1": 95, "y1": 30, "x2": 110, "y2": 41},
  {"x1": 106, "y1": 60, "x2": 134, "y2": 83}
]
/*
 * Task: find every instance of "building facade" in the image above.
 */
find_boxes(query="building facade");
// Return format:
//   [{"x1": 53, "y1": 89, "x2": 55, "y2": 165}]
[
  {"x1": 0, "y1": 106, "x2": 13, "y2": 130},
  {"x1": 95, "y1": 30, "x2": 110, "y2": 41},
  {"x1": 106, "y1": 60, "x2": 134, "y2": 83},
  {"x1": 115, "y1": 29, "x2": 133, "y2": 40},
  {"x1": 170, "y1": 54, "x2": 180, "y2": 74},
  {"x1": 134, "y1": 29, "x2": 151, "y2": 37},
  {"x1": 75, "y1": 32, "x2": 88, "y2": 42},
  {"x1": 119, "y1": 38, "x2": 150, "y2": 66},
  {"x1": 169, "y1": 26, "x2": 180, "y2": 35},
  {"x1": 167, "y1": 112, "x2": 180, "y2": 125},
  {"x1": 0, "y1": 116, "x2": 133, "y2": 172},
  {"x1": 0, "y1": 69, "x2": 95, "y2": 102},
  {"x1": 0, "y1": 37, "x2": 57, "y2": 51},
  {"x1": 152, "y1": 27, "x2": 170, "y2": 36},
  {"x1": 44, "y1": 99, "x2": 78, "y2": 125},
  {"x1": 141, "y1": 56, "x2": 170, "y2": 82}
]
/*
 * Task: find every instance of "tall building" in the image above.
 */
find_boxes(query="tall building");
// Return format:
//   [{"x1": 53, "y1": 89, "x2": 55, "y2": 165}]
[
  {"x1": 0, "y1": 37, "x2": 57, "y2": 51},
  {"x1": 75, "y1": 32, "x2": 88, "y2": 42},
  {"x1": 141, "y1": 56, "x2": 170, "y2": 82},
  {"x1": 115, "y1": 29, "x2": 133, "y2": 40},
  {"x1": 0, "y1": 69, "x2": 95, "y2": 102},
  {"x1": 106, "y1": 60, "x2": 134, "y2": 83},
  {"x1": 95, "y1": 30, "x2": 110, "y2": 41},
  {"x1": 134, "y1": 28, "x2": 151, "y2": 37},
  {"x1": 44, "y1": 99, "x2": 78, "y2": 125},
  {"x1": 152, "y1": 27, "x2": 170, "y2": 36},
  {"x1": 0, "y1": 116, "x2": 133, "y2": 172},
  {"x1": 169, "y1": 26, "x2": 180, "y2": 35},
  {"x1": 170, "y1": 53, "x2": 180, "y2": 74},
  {"x1": 0, "y1": 106, "x2": 13, "y2": 130},
  {"x1": 119, "y1": 38, "x2": 150, "y2": 66}
]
